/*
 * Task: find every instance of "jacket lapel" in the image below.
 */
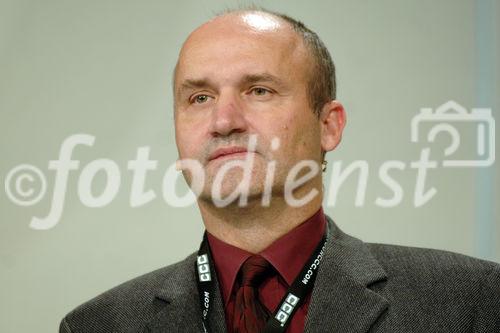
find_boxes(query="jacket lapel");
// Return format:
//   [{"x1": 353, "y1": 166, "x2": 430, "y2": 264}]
[
  {"x1": 304, "y1": 218, "x2": 389, "y2": 333},
  {"x1": 145, "y1": 253, "x2": 226, "y2": 333}
]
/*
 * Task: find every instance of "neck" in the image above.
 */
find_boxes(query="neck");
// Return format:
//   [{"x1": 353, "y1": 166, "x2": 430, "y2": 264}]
[{"x1": 198, "y1": 191, "x2": 323, "y2": 253}]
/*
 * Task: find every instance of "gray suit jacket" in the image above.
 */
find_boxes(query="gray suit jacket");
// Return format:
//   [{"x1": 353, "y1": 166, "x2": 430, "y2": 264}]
[{"x1": 60, "y1": 220, "x2": 500, "y2": 332}]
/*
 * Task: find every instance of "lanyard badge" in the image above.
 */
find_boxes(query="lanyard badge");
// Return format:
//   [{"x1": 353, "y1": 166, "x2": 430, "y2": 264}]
[{"x1": 195, "y1": 227, "x2": 329, "y2": 333}]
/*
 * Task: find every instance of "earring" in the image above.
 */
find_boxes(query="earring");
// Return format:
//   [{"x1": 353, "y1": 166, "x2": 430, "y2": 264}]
[{"x1": 322, "y1": 160, "x2": 327, "y2": 172}]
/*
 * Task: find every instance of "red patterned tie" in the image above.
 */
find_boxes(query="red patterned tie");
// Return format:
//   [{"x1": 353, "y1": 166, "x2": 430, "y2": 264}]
[{"x1": 232, "y1": 255, "x2": 272, "y2": 333}]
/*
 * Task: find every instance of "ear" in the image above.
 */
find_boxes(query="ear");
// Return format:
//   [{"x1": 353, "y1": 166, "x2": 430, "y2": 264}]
[{"x1": 319, "y1": 100, "x2": 346, "y2": 152}]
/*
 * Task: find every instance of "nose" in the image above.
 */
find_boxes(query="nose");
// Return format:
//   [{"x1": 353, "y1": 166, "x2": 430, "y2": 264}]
[{"x1": 209, "y1": 90, "x2": 247, "y2": 137}]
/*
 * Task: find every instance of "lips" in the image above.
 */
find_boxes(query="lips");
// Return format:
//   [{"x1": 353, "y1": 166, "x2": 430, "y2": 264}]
[{"x1": 208, "y1": 146, "x2": 251, "y2": 161}]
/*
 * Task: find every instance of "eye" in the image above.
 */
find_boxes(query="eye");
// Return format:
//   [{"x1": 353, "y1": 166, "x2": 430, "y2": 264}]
[
  {"x1": 251, "y1": 87, "x2": 271, "y2": 96},
  {"x1": 191, "y1": 94, "x2": 211, "y2": 104}
]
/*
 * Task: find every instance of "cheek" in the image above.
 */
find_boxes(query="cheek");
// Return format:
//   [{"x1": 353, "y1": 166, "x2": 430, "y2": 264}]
[
  {"x1": 260, "y1": 121, "x2": 296, "y2": 164},
  {"x1": 175, "y1": 124, "x2": 199, "y2": 158},
  {"x1": 177, "y1": 135, "x2": 202, "y2": 159},
  {"x1": 256, "y1": 119, "x2": 290, "y2": 149},
  {"x1": 286, "y1": 120, "x2": 322, "y2": 159}
]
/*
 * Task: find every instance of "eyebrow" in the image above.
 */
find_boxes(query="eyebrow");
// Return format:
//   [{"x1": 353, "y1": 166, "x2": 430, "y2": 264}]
[
  {"x1": 177, "y1": 73, "x2": 285, "y2": 96},
  {"x1": 177, "y1": 78, "x2": 215, "y2": 96},
  {"x1": 240, "y1": 73, "x2": 284, "y2": 87}
]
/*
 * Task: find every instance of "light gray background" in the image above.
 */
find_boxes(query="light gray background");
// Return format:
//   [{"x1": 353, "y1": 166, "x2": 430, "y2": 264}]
[{"x1": 1, "y1": 1, "x2": 498, "y2": 332}]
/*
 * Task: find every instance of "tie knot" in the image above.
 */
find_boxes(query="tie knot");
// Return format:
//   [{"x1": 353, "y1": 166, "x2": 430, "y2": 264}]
[{"x1": 239, "y1": 255, "x2": 271, "y2": 287}]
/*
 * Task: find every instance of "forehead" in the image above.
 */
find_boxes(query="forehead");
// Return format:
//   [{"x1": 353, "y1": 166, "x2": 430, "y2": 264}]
[{"x1": 175, "y1": 13, "x2": 309, "y2": 86}]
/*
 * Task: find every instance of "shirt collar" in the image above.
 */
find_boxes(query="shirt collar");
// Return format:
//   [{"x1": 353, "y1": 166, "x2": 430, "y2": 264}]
[{"x1": 207, "y1": 208, "x2": 326, "y2": 305}]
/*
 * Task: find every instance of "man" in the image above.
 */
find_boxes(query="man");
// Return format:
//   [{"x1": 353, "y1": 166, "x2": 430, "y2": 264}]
[{"x1": 60, "y1": 9, "x2": 500, "y2": 333}]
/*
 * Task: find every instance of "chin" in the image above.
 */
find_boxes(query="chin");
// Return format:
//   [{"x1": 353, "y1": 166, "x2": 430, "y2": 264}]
[{"x1": 198, "y1": 178, "x2": 267, "y2": 208}]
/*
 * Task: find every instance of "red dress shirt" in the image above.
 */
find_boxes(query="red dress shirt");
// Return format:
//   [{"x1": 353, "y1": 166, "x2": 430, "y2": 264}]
[{"x1": 207, "y1": 208, "x2": 327, "y2": 333}]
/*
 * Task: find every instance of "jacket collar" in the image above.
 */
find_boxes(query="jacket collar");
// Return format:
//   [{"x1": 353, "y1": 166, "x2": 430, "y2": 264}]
[
  {"x1": 146, "y1": 217, "x2": 389, "y2": 333},
  {"x1": 304, "y1": 217, "x2": 389, "y2": 332},
  {"x1": 145, "y1": 252, "x2": 227, "y2": 333}
]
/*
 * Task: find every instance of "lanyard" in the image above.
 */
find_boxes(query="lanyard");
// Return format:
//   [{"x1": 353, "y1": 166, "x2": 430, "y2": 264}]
[{"x1": 195, "y1": 225, "x2": 329, "y2": 333}]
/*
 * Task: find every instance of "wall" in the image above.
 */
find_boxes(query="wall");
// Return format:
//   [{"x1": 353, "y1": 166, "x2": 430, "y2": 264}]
[{"x1": 0, "y1": 0, "x2": 498, "y2": 332}]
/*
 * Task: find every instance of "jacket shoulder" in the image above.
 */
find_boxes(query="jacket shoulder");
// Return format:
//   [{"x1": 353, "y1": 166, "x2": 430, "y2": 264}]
[
  {"x1": 365, "y1": 243, "x2": 500, "y2": 332},
  {"x1": 366, "y1": 242, "x2": 499, "y2": 276},
  {"x1": 61, "y1": 252, "x2": 197, "y2": 333}
]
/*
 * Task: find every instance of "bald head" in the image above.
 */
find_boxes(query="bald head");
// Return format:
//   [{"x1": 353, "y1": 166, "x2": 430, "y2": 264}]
[{"x1": 190, "y1": 10, "x2": 288, "y2": 38}]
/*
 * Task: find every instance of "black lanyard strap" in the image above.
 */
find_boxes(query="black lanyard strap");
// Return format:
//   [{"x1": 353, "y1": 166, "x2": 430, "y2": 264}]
[
  {"x1": 262, "y1": 230, "x2": 328, "y2": 333},
  {"x1": 196, "y1": 233, "x2": 215, "y2": 333},
  {"x1": 195, "y1": 225, "x2": 329, "y2": 333}
]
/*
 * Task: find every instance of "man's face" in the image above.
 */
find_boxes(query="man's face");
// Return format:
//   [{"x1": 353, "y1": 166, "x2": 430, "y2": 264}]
[{"x1": 174, "y1": 13, "x2": 324, "y2": 203}]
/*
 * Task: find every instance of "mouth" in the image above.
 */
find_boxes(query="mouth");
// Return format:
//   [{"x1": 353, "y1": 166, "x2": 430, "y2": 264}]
[{"x1": 208, "y1": 146, "x2": 253, "y2": 162}]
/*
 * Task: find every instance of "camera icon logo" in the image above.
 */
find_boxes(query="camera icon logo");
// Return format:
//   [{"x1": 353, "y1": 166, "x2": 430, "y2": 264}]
[{"x1": 411, "y1": 100, "x2": 495, "y2": 167}]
